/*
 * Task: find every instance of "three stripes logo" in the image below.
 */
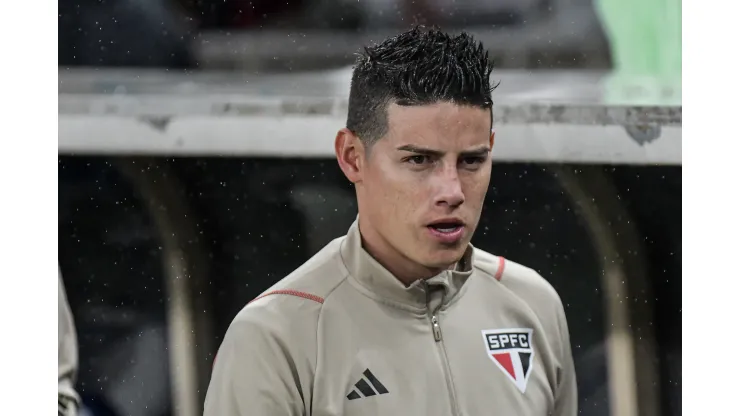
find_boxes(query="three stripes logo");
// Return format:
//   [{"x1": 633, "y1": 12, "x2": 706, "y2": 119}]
[
  {"x1": 346, "y1": 369, "x2": 389, "y2": 400},
  {"x1": 482, "y1": 328, "x2": 535, "y2": 393}
]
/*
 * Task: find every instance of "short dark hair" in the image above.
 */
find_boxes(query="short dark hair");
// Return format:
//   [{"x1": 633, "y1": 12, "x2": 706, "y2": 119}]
[{"x1": 346, "y1": 26, "x2": 496, "y2": 146}]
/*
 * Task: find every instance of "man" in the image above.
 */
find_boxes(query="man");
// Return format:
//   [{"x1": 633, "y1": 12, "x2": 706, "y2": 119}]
[
  {"x1": 205, "y1": 27, "x2": 577, "y2": 415},
  {"x1": 59, "y1": 270, "x2": 80, "y2": 416}
]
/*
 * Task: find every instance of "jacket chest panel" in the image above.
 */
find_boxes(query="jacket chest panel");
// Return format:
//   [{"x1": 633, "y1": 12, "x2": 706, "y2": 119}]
[
  {"x1": 313, "y1": 325, "x2": 454, "y2": 416},
  {"x1": 436, "y1": 305, "x2": 556, "y2": 415},
  {"x1": 311, "y1": 282, "x2": 557, "y2": 415}
]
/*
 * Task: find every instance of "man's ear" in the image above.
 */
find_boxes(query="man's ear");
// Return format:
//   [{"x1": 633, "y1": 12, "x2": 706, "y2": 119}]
[
  {"x1": 335, "y1": 128, "x2": 364, "y2": 184},
  {"x1": 489, "y1": 129, "x2": 495, "y2": 148}
]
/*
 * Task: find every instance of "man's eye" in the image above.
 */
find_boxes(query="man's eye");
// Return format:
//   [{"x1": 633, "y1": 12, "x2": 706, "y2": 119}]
[
  {"x1": 406, "y1": 155, "x2": 429, "y2": 165},
  {"x1": 461, "y1": 156, "x2": 485, "y2": 166}
]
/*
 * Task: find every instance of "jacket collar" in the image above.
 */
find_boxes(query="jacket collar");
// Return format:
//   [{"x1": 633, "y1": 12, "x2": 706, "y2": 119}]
[{"x1": 340, "y1": 219, "x2": 475, "y2": 309}]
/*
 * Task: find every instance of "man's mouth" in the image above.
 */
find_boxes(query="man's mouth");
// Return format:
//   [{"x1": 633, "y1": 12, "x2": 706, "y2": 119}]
[
  {"x1": 426, "y1": 220, "x2": 466, "y2": 243},
  {"x1": 428, "y1": 223, "x2": 463, "y2": 233},
  {"x1": 427, "y1": 218, "x2": 465, "y2": 234}
]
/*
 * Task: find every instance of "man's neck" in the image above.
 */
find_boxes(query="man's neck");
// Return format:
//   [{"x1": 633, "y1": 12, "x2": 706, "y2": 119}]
[{"x1": 358, "y1": 219, "x2": 451, "y2": 287}]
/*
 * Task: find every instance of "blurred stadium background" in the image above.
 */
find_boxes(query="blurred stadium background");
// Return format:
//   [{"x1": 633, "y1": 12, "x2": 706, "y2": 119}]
[{"x1": 58, "y1": 1, "x2": 681, "y2": 415}]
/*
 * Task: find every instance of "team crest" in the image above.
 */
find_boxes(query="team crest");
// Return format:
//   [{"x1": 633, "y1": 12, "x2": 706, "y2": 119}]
[{"x1": 481, "y1": 328, "x2": 535, "y2": 393}]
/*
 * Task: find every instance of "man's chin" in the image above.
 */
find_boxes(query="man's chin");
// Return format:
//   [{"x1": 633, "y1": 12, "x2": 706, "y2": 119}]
[{"x1": 423, "y1": 247, "x2": 467, "y2": 269}]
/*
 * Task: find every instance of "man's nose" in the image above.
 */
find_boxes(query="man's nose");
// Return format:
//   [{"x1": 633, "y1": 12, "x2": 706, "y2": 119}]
[{"x1": 434, "y1": 167, "x2": 465, "y2": 208}]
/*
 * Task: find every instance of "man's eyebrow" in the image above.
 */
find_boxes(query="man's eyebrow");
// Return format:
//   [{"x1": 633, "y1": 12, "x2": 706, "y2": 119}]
[
  {"x1": 396, "y1": 144, "x2": 490, "y2": 157},
  {"x1": 397, "y1": 144, "x2": 443, "y2": 156},
  {"x1": 460, "y1": 146, "x2": 491, "y2": 157}
]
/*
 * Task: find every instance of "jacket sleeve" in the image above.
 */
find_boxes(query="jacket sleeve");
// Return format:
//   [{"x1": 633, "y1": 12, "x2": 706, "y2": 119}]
[
  {"x1": 59, "y1": 271, "x2": 80, "y2": 416},
  {"x1": 552, "y1": 301, "x2": 578, "y2": 416},
  {"x1": 204, "y1": 308, "x2": 307, "y2": 416}
]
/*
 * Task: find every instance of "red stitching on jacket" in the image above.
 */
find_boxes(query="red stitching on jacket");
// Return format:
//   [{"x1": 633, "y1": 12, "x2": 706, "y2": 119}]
[
  {"x1": 494, "y1": 257, "x2": 506, "y2": 281},
  {"x1": 248, "y1": 289, "x2": 325, "y2": 304}
]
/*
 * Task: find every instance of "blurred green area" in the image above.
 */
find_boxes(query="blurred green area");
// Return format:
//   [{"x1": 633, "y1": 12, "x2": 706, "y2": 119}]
[{"x1": 595, "y1": 0, "x2": 682, "y2": 105}]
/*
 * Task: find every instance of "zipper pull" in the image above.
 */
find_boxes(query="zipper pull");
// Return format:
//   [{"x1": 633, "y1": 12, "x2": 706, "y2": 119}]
[{"x1": 431, "y1": 315, "x2": 442, "y2": 342}]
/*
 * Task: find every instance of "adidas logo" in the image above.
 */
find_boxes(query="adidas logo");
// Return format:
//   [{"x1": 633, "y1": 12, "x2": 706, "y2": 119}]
[{"x1": 346, "y1": 369, "x2": 389, "y2": 400}]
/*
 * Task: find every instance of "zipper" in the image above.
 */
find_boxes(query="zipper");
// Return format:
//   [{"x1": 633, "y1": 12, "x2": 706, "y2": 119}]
[
  {"x1": 425, "y1": 281, "x2": 462, "y2": 416},
  {"x1": 431, "y1": 314, "x2": 442, "y2": 341},
  {"x1": 424, "y1": 281, "x2": 444, "y2": 342}
]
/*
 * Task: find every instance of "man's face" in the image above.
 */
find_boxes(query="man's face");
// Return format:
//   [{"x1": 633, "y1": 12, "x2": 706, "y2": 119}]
[{"x1": 353, "y1": 102, "x2": 493, "y2": 272}]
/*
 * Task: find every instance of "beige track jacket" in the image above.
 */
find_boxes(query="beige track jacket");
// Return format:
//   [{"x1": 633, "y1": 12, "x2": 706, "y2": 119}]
[{"x1": 205, "y1": 220, "x2": 577, "y2": 415}]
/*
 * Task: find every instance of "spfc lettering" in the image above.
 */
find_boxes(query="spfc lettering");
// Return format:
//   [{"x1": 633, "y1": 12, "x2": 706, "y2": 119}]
[{"x1": 481, "y1": 328, "x2": 535, "y2": 393}]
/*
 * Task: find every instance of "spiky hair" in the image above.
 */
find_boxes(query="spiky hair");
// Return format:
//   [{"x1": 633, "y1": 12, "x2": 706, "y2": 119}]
[{"x1": 347, "y1": 26, "x2": 496, "y2": 145}]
